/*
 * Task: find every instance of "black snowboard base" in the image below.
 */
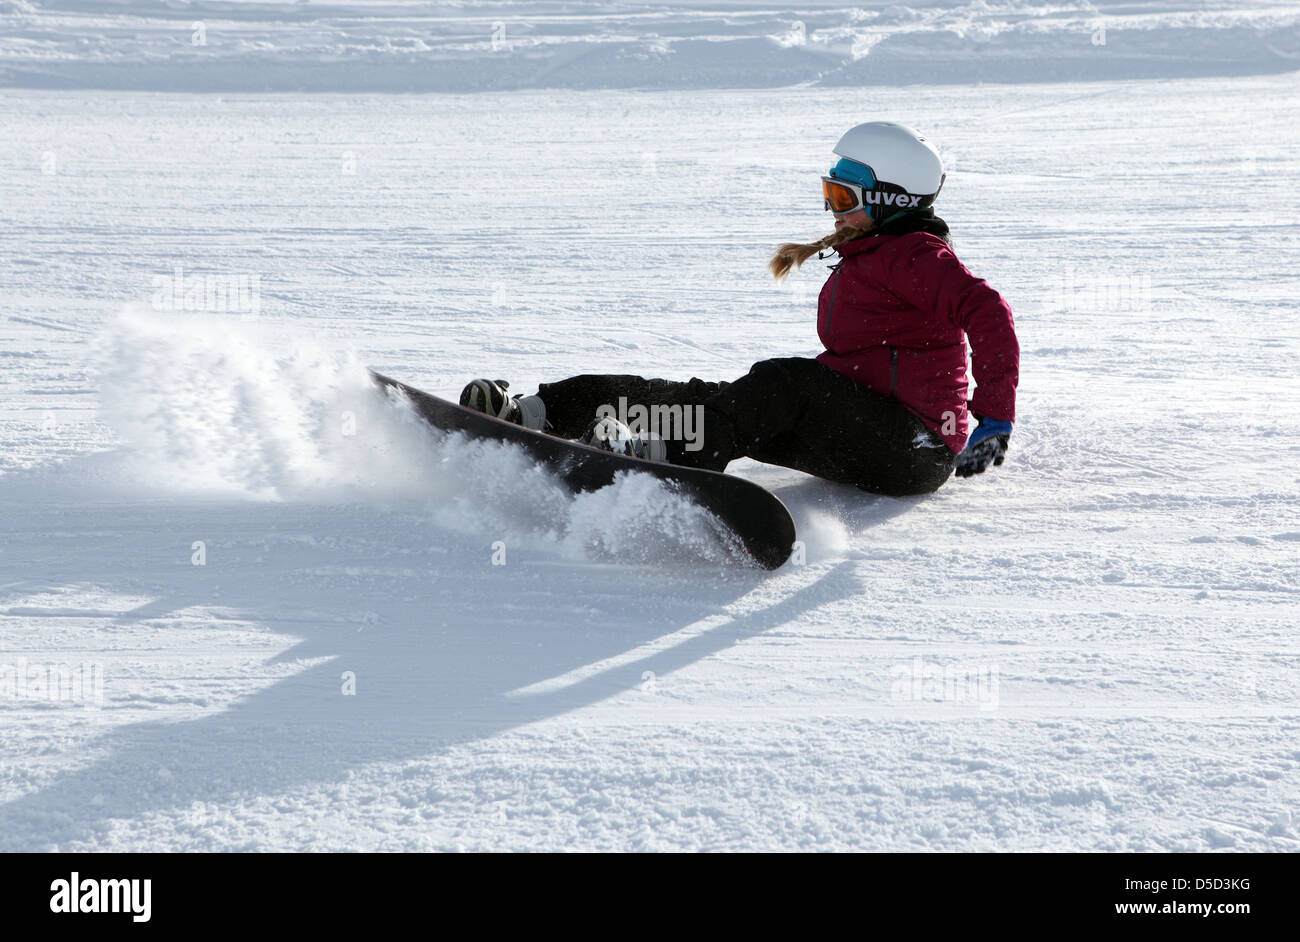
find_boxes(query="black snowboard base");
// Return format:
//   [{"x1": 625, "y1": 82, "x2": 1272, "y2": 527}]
[{"x1": 371, "y1": 371, "x2": 796, "y2": 569}]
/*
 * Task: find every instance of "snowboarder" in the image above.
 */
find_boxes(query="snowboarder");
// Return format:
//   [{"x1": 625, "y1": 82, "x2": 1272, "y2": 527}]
[{"x1": 461, "y1": 121, "x2": 1019, "y2": 497}]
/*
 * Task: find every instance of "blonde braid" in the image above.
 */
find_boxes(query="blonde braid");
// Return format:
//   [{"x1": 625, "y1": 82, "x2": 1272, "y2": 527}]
[{"x1": 768, "y1": 224, "x2": 872, "y2": 280}]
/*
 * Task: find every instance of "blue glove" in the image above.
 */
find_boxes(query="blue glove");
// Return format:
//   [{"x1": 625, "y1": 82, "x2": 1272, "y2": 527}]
[{"x1": 956, "y1": 416, "x2": 1012, "y2": 478}]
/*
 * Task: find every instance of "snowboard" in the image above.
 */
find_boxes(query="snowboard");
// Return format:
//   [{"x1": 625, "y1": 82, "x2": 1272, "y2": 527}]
[{"x1": 370, "y1": 371, "x2": 797, "y2": 569}]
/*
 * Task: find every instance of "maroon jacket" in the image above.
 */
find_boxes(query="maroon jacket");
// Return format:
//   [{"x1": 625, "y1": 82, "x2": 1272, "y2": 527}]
[{"x1": 816, "y1": 231, "x2": 1019, "y2": 453}]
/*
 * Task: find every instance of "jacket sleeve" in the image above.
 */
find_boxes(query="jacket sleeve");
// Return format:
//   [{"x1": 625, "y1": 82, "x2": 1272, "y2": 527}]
[{"x1": 889, "y1": 235, "x2": 1019, "y2": 423}]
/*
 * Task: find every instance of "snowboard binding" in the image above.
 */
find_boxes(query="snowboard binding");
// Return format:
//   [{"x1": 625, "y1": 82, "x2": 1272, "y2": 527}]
[
  {"x1": 459, "y1": 378, "x2": 546, "y2": 430},
  {"x1": 578, "y1": 416, "x2": 668, "y2": 463}
]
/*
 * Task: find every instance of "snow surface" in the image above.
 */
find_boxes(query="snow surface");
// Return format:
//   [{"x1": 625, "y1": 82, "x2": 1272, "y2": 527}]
[
  {"x1": 1, "y1": 2, "x2": 1299, "y2": 851},
  {"x1": 3, "y1": 0, "x2": 1300, "y2": 90}
]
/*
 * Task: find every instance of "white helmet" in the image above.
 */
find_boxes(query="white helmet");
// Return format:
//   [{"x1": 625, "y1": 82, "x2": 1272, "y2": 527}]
[{"x1": 829, "y1": 121, "x2": 945, "y2": 220}]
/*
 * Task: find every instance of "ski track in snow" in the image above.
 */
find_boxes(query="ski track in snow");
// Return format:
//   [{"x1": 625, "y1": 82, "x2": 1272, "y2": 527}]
[{"x1": 1, "y1": 6, "x2": 1299, "y2": 851}]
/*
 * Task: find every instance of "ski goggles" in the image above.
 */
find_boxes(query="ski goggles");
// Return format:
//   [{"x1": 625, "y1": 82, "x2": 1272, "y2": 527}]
[
  {"x1": 822, "y1": 175, "x2": 932, "y2": 216},
  {"x1": 821, "y1": 175, "x2": 869, "y2": 214}
]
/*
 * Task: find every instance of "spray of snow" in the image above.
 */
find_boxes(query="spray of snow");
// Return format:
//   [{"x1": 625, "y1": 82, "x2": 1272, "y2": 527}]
[
  {"x1": 93, "y1": 308, "x2": 748, "y2": 567},
  {"x1": 794, "y1": 508, "x2": 850, "y2": 561}
]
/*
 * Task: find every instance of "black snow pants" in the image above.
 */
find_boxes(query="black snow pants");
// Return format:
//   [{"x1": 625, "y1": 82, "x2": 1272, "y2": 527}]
[{"x1": 537, "y1": 357, "x2": 955, "y2": 496}]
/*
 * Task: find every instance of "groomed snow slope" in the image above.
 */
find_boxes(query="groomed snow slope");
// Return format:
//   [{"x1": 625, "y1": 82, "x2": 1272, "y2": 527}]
[{"x1": 0, "y1": 7, "x2": 1298, "y2": 851}]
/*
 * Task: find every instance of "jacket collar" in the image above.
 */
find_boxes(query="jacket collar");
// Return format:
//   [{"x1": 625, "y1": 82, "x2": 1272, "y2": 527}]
[
  {"x1": 834, "y1": 211, "x2": 952, "y2": 257},
  {"x1": 834, "y1": 235, "x2": 883, "y2": 258}
]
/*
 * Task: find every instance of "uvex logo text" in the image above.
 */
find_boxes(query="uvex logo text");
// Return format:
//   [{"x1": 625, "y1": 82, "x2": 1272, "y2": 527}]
[
  {"x1": 863, "y1": 191, "x2": 923, "y2": 209},
  {"x1": 50, "y1": 872, "x2": 151, "y2": 923}
]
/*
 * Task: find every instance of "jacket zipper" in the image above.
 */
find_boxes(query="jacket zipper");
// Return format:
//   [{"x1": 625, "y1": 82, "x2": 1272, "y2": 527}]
[
  {"x1": 888, "y1": 346, "x2": 899, "y2": 400},
  {"x1": 825, "y1": 264, "x2": 843, "y2": 334}
]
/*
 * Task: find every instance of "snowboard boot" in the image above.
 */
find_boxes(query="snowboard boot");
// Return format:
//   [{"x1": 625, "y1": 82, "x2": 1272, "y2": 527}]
[
  {"x1": 578, "y1": 416, "x2": 668, "y2": 462},
  {"x1": 459, "y1": 379, "x2": 546, "y2": 430}
]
